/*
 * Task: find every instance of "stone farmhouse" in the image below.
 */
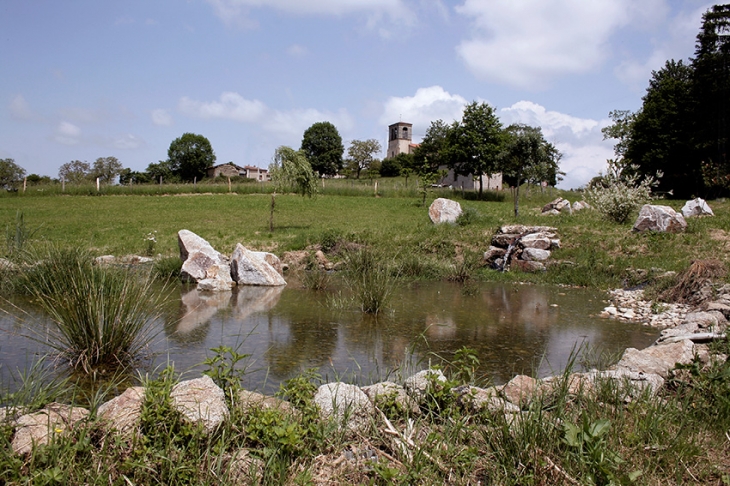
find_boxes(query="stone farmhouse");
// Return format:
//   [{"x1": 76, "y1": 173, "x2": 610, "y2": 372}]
[
  {"x1": 206, "y1": 163, "x2": 270, "y2": 181},
  {"x1": 387, "y1": 121, "x2": 502, "y2": 191}
]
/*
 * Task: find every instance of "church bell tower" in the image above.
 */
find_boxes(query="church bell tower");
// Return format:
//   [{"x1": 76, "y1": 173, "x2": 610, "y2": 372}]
[{"x1": 387, "y1": 122, "x2": 413, "y2": 159}]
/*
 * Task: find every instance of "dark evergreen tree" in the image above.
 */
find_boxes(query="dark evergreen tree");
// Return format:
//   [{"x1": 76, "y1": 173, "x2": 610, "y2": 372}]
[
  {"x1": 625, "y1": 60, "x2": 696, "y2": 197},
  {"x1": 167, "y1": 133, "x2": 216, "y2": 182}
]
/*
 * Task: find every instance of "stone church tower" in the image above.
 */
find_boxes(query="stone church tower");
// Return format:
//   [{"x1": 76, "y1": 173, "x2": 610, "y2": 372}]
[{"x1": 387, "y1": 122, "x2": 413, "y2": 159}]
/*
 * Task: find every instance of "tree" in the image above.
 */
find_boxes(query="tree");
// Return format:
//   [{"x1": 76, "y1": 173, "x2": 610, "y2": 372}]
[
  {"x1": 380, "y1": 153, "x2": 413, "y2": 178},
  {"x1": 25, "y1": 174, "x2": 53, "y2": 185},
  {"x1": 300, "y1": 122, "x2": 344, "y2": 177},
  {"x1": 692, "y1": 4, "x2": 730, "y2": 195},
  {"x1": 0, "y1": 158, "x2": 26, "y2": 189},
  {"x1": 500, "y1": 124, "x2": 562, "y2": 217},
  {"x1": 601, "y1": 110, "x2": 637, "y2": 165},
  {"x1": 167, "y1": 133, "x2": 216, "y2": 182},
  {"x1": 119, "y1": 168, "x2": 151, "y2": 185},
  {"x1": 445, "y1": 101, "x2": 504, "y2": 196},
  {"x1": 345, "y1": 139, "x2": 381, "y2": 179},
  {"x1": 58, "y1": 160, "x2": 91, "y2": 184},
  {"x1": 270, "y1": 146, "x2": 318, "y2": 198},
  {"x1": 625, "y1": 60, "x2": 696, "y2": 197},
  {"x1": 413, "y1": 119, "x2": 450, "y2": 176},
  {"x1": 144, "y1": 160, "x2": 176, "y2": 183},
  {"x1": 91, "y1": 156, "x2": 123, "y2": 184}
]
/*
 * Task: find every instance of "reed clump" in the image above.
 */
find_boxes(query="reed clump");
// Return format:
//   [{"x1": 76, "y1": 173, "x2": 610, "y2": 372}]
[
  {"x1": 342, "y1": 247, "x2": 398, "y2": 314},
  {"x1": 20, "y1": 247, "x2": 164, "y2": 373}
]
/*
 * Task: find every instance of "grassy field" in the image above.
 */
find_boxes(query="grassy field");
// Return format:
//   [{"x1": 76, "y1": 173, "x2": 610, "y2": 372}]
[{"x1": 2, "y1": 180, "x2": 729, "y2": 290}]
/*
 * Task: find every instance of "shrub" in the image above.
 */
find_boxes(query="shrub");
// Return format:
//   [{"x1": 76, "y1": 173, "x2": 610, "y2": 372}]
[
  {"x1": 584, "y1": 160, "x2": 660, "y2": 223},
  {"x1": 20, "y1": 247, "x2": 164, "y2": 372}
]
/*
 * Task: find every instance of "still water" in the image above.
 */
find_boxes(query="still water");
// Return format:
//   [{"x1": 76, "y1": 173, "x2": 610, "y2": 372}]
[{"x1": 0, "y1": 282, "x2": 658, "y2": 394}]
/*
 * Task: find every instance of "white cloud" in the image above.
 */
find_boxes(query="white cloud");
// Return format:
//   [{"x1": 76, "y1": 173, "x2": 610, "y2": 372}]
[
  {"x1": 455, "y1": 0, "x2": 658, "y2": 89},
  {"x1": 9, "y1": 94, "x2": 42, "y2": 122},
  {"x1": 177, "y1": 92, "x2": 353, "y2": 146},
  {"x1": 500, "y1": 101, "x2": 613, "y2": 189},
  {"x1": 286, "y1": 44, "x2": 308, "y2": 58},
  {"x1": 151, "y1": 109, "x2": 173, "y2": 126},
  {"x1": 54, "y1": 121, "x2": 82, "y2": 146},
  {"x1": 178, "y1": 92, "x2": 267, "y2": 122},
  {"x1": 206, "y1": 0, "x2": 412, "y2": 32},
  {"x1": 112, "y1": 134, "x2": 143, "y2": 150},
  {"x1": 379, "y1": 86, "x2": 468, "y2": 139}
]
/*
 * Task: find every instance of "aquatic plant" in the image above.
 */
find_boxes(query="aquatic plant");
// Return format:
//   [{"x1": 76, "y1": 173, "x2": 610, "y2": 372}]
[
  {"x1": 20, "y1": 247, "x2": 164, "y2": 373},
  {"x1": 342, "y1": 247, "x2": 398, "y2": 314}
]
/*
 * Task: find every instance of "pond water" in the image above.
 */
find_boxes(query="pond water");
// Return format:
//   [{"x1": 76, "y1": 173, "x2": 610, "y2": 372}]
[{"x1": 0, "y1": 281, "x2": 658, "y2": 394}]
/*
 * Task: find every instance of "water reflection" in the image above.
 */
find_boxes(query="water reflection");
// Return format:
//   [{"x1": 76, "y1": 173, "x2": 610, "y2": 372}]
[{"x1": 0, "y1": 281, "x2": 658, "y2": 394}]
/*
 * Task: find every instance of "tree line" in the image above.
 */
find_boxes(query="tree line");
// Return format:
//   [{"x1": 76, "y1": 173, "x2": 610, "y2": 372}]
[{"x1": 602, "y1": 4, "x2": 730, "y2": 199}]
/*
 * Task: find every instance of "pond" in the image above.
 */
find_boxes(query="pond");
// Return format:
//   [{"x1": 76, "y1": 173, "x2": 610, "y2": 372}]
[{"x1": 0, "y1": 281, "x2": 658, "y2": 394}]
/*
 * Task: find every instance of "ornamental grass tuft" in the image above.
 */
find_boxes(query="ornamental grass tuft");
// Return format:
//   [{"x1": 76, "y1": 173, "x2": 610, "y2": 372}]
[{"x1": 20, "y1": 247, "x2": 165, "y2": 373}]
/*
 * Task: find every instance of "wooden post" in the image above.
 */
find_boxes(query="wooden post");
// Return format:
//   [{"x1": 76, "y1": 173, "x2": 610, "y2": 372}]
[
  {"x1": 62, "y1": 178, "x2": 65, "y2": 192},
  {"x1": 96, "y1": 177, "x2": 100, "y2": 192},
  {"x1": 228, "y1": 176, "x2": 231, "y2": 193},
  {"x1": 23, "y1": 177, "x2": 26, "y2": 193},
  {"x1": 374, "y1": 180, "x2": 378, "y2": 196},
  {"x1": 194, "y1": 176, "x2": 197, "y2": 187},
  {"x1": 159, "y1": 176, "x2": 163, "y2": 185}
]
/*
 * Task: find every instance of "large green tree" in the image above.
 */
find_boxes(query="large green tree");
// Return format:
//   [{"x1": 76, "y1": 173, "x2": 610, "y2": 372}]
[
  {"x1": 167, "y1": 133, "x2": 216, "y2": 182},
  {"x1": 500, "y1": 124, "x2": 562, "y2": 217},
  {"x1": 58, "y1": 160, "x2": 90, "y2": 184},
  {"x1": 445, "y1": 101, "x2": 504, "y2": 196},
  {"x1": 624, "y1": 60, "x2": 696, "y2": 197},
  {"x1": 0, "y1": 158, "x2": 26, "y2": 189},
  {"x1": 270, "y1": 146, "x2": 318, "y2": 197},
  {"x1": 300, "y1": 122, "x2": 344, "y2": 177},
  {"x1": 345, "y1": 139, "x2": 381, "y2": 179},
  {"x1": 91, "y1": 156, "x2": 123, "y2": 184}
]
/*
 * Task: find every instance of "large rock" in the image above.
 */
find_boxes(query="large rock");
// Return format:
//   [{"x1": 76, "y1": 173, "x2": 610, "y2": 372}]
[
  {"x1": 403, "y1": 369, "x2": 447, "y2": 403},
  {"x1": 170, "y1": 375, "x2": 229, "y2": 432},
  {"x1": 616, "y1": 340, "x2": 695, "y2": 378},
  {"x1": 12, "y1": 403, "x2": 89, "y2": 455},
  {"x1": 500, "y1": 375, "x2": 539, "y2": 408},
  {"x1": 632, "y1": 205, "x2": 687, "y2": 233},
  {"x1": 361, "y1": 381, "x2": 419, "y2": 415},
  {"x1": 231, "y1": 243, "x2": 287, "y2": 286},
  {"x1": 252, "y1": 251, "x2": 284, "y2": 275},
  {"x1": 97, "y1": 386, "x2": 146, "y2": 436},
  {"x1": 237, "y1": 390, "x2": 294, "y2": 414},
  {"x1": 314, "y1": 382, "x2": 374, "y2": 434},
  {"x1": 453, "y1": 385, "x2": 520, "y2": 414},
  {"x1": 572, "y1": 200, "x2": 591, "y2": 212},
  {"x1": 197, "y1": 263, "x2": 236, "y2": 291},
  {"x1": 428, "y1": 198, "x2": 462, "y2": 224},
  {"x1": 521, "y1": 248, "x2": 551, "y2": 262},
  {"x1": 178, "y1": 230, "x2": 229, "y2": 283},
  {"x1": 519, "y1": 233, "x2": 552, "y2": 250},
  {"x1": 681, "y1": 197, "x2": 714, "y2": 218}
]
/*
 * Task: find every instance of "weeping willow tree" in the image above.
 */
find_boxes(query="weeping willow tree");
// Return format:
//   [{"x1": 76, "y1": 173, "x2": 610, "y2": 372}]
[{"x1": 268, "y1": 146, "x2": 318, "y2": 231}]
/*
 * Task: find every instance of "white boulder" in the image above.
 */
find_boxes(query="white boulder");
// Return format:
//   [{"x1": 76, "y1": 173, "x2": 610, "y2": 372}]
[
  {"x1": 231, "y1": 244, "x2": 287, "y2": 286},
  {"x1": 632, "y1": 205, "x2": 687, "y2": 233},
  {"x1": 428, "y1": 198, "x2": 462, "y2": 224},
  {"x1": 681, "y1": 198, "x2": 714, "y2": 218}
]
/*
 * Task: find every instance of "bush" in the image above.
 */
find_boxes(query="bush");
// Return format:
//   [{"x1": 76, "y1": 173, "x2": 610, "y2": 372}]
[{"x1": 584, "y1": 160, "x2": 660, "y2": 223}]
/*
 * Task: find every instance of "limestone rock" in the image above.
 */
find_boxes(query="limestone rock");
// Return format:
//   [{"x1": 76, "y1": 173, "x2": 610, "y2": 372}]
[
  {"x1": 428, "y1": 198, "x2": 462, "y2": 224},
  {"x1": 542, "y1": 198, "x2": 571, "y2": 215},
  {"x1": 197, "y1": 262, "x2": 236, "y2": 291},
  {"x1": 572, "y1": 200, "x2": 591, "y2": 212},
  {"x1": 170, "y1": 375, "x2": 229, "y2": 432},
  {"x1": 314, "y1": 382, "x2": 374, "y2": 434},
  {"x1": 453, "y1": 385, "x2": 520, "y2": 414},
  {"x1": 500, "y1": 225, "x2": 556, "y2": 235},
  {"x1": 231, "y1": 243, "x2": 287, "y2": 286},
  {"x1": 616, "y1": 340, "x2": 695, "y2": 378},
  {"x1": 491, "y1": 233, "x2": 520, "y2": 247},
  {"x1": 520, "y1": 233, "x2": 552, "y2": 250},
  {"x1": 681, "y1": 197, "x2": 714, "y2": 218},
  {"x1": 97, "y1": 386, "x2": 146, "y2": 436},
  {"x1": 501, "y1": 375, "x2": 539, "y2": 408},
  {"x1": 483, "y1": 246, "x2": 506, "y2": 264},
  {"x1": 237, "y1": 390, "x2": 294, "y2": 414},
  {"x1": 403, "y1": 369, "x2": 447, "y2": 402},
  {"x1": 12, "y1": 403, "x2": 89, "y2": 455},
  {"x1": 361, "y1": 381, "x2": 419, "y2": 415},
  {"x1": 632, "y1": 205, "x2": 687, "y2": 233},
  {"x1": 252, "y1": 251, "x2": 284, "y2": 275},
  {"x1": 511, "y1": 260, "x2": 545, "y2": 273},
  {"x1": 521, "y1": 248, "x2": 551, "y2": 262},
  {"x1": 178, "y1": 230, "x2": 229, "y2": 284}
]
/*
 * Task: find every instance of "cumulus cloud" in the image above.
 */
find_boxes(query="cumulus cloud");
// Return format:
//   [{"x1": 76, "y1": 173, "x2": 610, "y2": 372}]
[
  {"x1": 9, "y1": 94, "x2": 42, "y2": 122},
  {"x1": 112, "y1": 134, "x2": 143, "y2": 150},
  {"x1": 206, "y1": 0, "x2": 412, "y2": 32},
  {"x1": 455, "y1": 0, "x2": 659, "y2": 89},
  {"x1": 379, "y1": 86, "x2": 468, "y2": 139},
  {"x1": 178, "y1": 92, "x2": 353, "y2": 145},
  {"x1": 151, "y1": 109, "x2": 173, "y2": 126},
  {"x1": 54, "y1": 121, "x2": 82, "y2": 146},
  {"x1": 287, "y1": 44, "x2": 308, "y2": 58},
  {"x1": 500, "y1": 101, "x2": 613, "y2": 189},
  {"x1": 178, "y1": 92, "x2": 267, "y2": 122}
]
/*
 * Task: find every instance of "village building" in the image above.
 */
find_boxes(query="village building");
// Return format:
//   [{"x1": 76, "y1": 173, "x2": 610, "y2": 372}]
[
  {"x1": 206, "y1": 163, "x2": 270, "y2": 181},
  {"x1": 386, "y1": 121, "x2": 502, "y2": 191}
]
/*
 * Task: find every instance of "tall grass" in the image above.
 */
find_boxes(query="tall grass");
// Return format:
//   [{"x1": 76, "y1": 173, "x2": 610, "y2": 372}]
[
  {"x1": 19, "y1": 247, "x2": 165, "y2": 372},
  {"x1": 342, "y1": 248, "x2": 398, "y2": 314}
]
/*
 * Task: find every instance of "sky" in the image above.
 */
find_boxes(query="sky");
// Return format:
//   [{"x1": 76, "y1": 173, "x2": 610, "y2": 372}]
[{"x1": 0, "y1": 0, "x2": 716, "y2": 189}]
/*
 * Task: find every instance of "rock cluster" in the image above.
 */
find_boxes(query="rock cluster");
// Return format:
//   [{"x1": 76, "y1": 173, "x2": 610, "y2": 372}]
[
  {"x1": 8, "y1": 329, "x2": 720, "y2": 458},
  {"x1": 540, "y1": 197, "x2": 590, "y2": 216},
  {"x1": 483, "y1": 225, "x2": 560, "y2": 272},
  {"x1": 178, "y1": 229, "x2": 285, "y2": 291}
]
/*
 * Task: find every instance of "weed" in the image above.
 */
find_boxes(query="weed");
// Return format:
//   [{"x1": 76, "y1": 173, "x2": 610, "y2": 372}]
[
  {"x1": 5, "y1": 210, "x2": 40, "y2": 258},
  {"x1": 152, "y1": 256, "x2": 182, "y2": 281},
  {"x1": 451, "y1": 346, "x2": 480, "y2": 385},
  {"x1": 342, "y1": 248, "x2": 398, "y2": 314},
  {"x1": 202, "y1": 344, "x2": 251, "y2": 405}
]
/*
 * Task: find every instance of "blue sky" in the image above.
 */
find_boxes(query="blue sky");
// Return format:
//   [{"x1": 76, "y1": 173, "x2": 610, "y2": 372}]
[{"x1": 0, "y1": 0, "x2": 714, "y2": 189}]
